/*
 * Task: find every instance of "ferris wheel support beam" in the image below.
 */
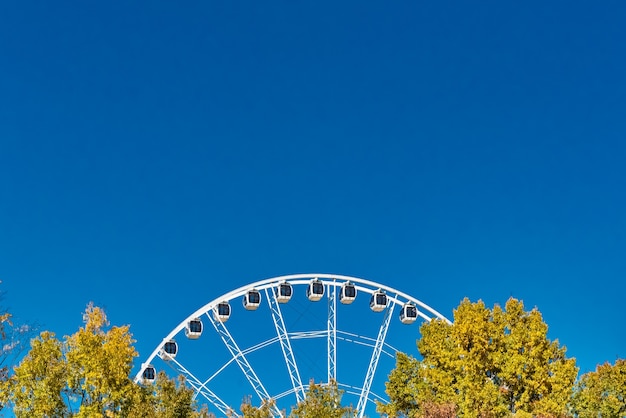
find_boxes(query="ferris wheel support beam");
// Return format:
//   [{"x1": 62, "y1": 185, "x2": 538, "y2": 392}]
[
  {"x1": 190, "y1": 381, "x2": 236, "y2": 417},
  {"x1": 206, "y1": 309, "x2": 282, "y2": 417},
  {"x1": 265, "y1": 288, "x2": 306, "y2": 403},
  {"x1": 161, "y1": 357, "x2": 235, "y2": 417},
  {"x1": 327, "y1": 281, "x2": 337, "y2": 383},
  {"x1": 356, "y1": 301, "x2": 396, "y2": 417}
]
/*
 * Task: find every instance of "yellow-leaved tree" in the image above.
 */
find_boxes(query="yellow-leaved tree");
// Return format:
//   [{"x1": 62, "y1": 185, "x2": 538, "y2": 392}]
[
  {"x1": 4, "y1": 303, "x2": 208, "y2": 417},
  {"x1": 0, "y1": 281, "x2": 33, "y2": 409},
  {"x1": 378, "y1": 298, "x2": 578, "y2": 418},
  {"x1": 289, "y1": 379, "x2": 355, "y2": 418},
  {"x1": 65, "y1": 304, "x2": 138, "y2": 416},
  {"x1": 235, "y1": 379, "x2": 355, "y2": 418},
  {"x1": 571, "y1": 359, "x2": 626, "y2": 418},
  {"x1": 234, "y1": 395, "x2": 275, "y2": 418}
]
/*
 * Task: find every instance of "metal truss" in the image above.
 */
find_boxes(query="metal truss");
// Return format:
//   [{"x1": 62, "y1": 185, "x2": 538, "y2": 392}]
[
  {"x1": 162, "y1": 357, "x2": 234, "y2": 417},
  {"x1": 356, "y1": 300, "x2": 396, "y2": 417},
  {"x1": 327, "y1": 281, "x2": 337, "y2": 383},
  {"x1": 206, "y1": 308, "x2": 282, "y2": 417},
  {"x1": 265, "y1": 288, "x2": 306, "y2": 403}
]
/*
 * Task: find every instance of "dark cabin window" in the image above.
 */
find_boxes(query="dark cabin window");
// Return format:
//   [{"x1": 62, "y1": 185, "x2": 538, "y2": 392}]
[
  {"x1": 144, "y1": 368, "x2": 155, "y2": 379},
  {"x1": 313, "y1": 283, "x2": 324, "y2": 294}
]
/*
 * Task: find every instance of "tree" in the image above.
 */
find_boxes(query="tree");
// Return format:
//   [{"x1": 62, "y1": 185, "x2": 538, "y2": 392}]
[
  {"x1": 289, "y1": 379, "x2": 355, "y2": 418},
  {"x1": 571, "y1": 359, "x2": 626, "y2": 418},
  {"x1": 4, "y1": 303, "x2": 207, "y2": 417},
  {"x1": 65, "y1": 304, "x2": 138, "y2": 416},
  {"x1": 0, "y1": 282, "x2": 35, "y2": 410},
  {"x1": 0, "y1": 282, "x2": 33, "y2": 378},
  {"x1": 125, "y1": 371, "x2": 213, "y2": 418},
  {"x1": 5, "y1": 331, "x2": 67, "y2": 417},
  {"x1": 378, "y1": 298, "x2": 578, "y2": 418},
  {"x1": 236, "y1": 395, "x2": 275, "y2": 418}
]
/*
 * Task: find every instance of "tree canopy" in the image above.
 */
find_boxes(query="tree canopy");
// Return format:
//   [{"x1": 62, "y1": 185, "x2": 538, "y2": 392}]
[
  {"x1": 235, "y1": 379, "x2": 355, "y2": 418},
  {"x1": 0, "y1": 283, "x2": 32, "y2": 379},
  {"x1": 235, "y1": 396, "x2": 276, "y2": 418},
  {"x1": 288, "y1": 379, "x2": 355, "y2": 418},
  {"x1": 379, "y1": 297, "x2": 579, "y2": 418},
  {"x1": 2, "y1": 294, "x2": 624, "y2": 418},
  {"x1": 0, "y1": 283, "x2": 34, "y2": 410},
  {"x1": 2, "y1": 303, "x2": 207, "y2": 417},
  {"x1": 571, "y1": 359, "x2": 626, "y2": 418}
]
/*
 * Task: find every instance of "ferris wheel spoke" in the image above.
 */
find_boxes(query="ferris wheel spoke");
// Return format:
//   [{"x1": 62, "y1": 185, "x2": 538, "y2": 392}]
[
  {"x1": 189, "y1": 379, "x2": 236, "y2": 417},
  {"x1": 265, "y1": 288, "x2": 306, "y2": 403},
  {"x1": 205, "y1": 309, "x2": 281, "y2": 416},
  {"x1": 356, "y1": 300, "x2": 396, "y2": 417},
  {"x1": 161, "y1": 357, "x2": 235, "y2": 417},
  {"x1": 327, "y1": 281, "x2": 337, "y2": 383}
]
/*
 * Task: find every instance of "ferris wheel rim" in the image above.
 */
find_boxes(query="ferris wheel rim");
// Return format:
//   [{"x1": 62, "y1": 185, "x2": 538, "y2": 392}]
[
  {"x1": 137, "y1": 273, "x2": 450, "y2": 377},
  {"x1": 134, "y1": 273, "x2": 452, "y2": 416}
]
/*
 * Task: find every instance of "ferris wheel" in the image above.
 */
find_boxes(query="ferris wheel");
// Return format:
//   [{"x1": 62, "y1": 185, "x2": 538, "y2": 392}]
[{"x1": 134, "y1": 274, "x2": 451, "y2": 417}]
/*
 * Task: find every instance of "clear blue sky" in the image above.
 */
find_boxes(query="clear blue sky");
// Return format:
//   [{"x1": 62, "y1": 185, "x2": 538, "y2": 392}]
[{"x1": 1, "y1": 0, "x2": 624, "y2": 408}]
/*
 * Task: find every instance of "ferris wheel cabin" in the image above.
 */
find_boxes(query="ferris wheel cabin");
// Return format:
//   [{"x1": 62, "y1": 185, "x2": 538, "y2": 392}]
[
  {"x1": 185, "y1": 318, "x2": 203, "y2": 339},
  {"x1": 400, "y1": 303, "x2": 418, "y2": 324},
  {"x1": 340, "y1": 281, "x2": 357, "y2": 304},
  {"x1": 276, "y1": 282, "x2": 293, "y2": 303},
  {"x1": 214, "y1": 301, "x2": 231, "y2": 322},
  {"x1": 370, "y1": 289, "x2": 388, "y2": 312},
  {"x1": 142, "y1": 365, "x2": 156, "y2": 384},
  {"x1": 307, "y1": 278, "x2": 325, "y2": 301},
  {"x1": 159, "y1": 340, "x2": 178, "y2": 360},
  {"x1": 243, "y1": 289, "x2": 261, "y2": 310}
]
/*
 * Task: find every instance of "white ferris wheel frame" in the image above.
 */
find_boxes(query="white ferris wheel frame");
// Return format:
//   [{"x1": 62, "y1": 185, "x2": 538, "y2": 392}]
[{"x1": 134, "y1": 273, "x2": 451, "y2": 418}]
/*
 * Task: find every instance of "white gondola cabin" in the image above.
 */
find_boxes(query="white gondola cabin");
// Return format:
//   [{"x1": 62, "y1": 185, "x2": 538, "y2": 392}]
[
  {"x1": 340, "y1": 281, "x2": 357, "y2": 304},
  {"x1": 370, "y1": 289, "x2": 387, "y2": 312},
  {"x1": 276, "y1": 282, "x2": 293, "y2": 303},
  {"x1": 214, "y1": 301, "x2": 231, "y2": 322},
  {"x1": 400, "y1": 303, "x2": 418, "y2": 324},
  {"x1": 142, "y1": 365, "x2": 156, "y2": 384},
  {"x1": 307, "y1": 278, "x2": 325, "y2": 302},
  {"x1": 159, "y1": 339, "x2": 178, "y2": 360},
  {"x1": 185, "y1": 318, "x2": 203, "y2": 339},
  {"x1": 243, "y1": 289, "x2": 261, "y2": 310}
]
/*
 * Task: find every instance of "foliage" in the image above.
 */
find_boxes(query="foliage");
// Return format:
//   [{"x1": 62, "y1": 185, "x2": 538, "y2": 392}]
[
  {"x1": 236, "y1": 395, "x2": 276, "y2": 418},
  {"x1": 0, "y1": 283, "x2": 33, "y2": 375},
  {"x1": 571, "y1": 359, "x2": 626, "y2": 418},
  {"x1": 65, "y1": 304, "x2": 138, "y2": 416},
  {"x1": 420, "y1": 401, "x2": 458, "y2": 418},
  {"x1": 235, "y1": 380, "x2": 355, "y2": 418},
  {"x1": 289, "y1": 379, "x2": 355, "y2": 418},
  {"x1": 5, "y1": 331, "x2": 67, "y2": 416},
  {"x1": 378, "y1": 298, "x2": 578, "y2": 418},
  {"x1": 3, "y1": 303, "x2": 207, "y2": 417},
  {"x1": 125, "y1": 371, "x2": 212, "y2": 418},
  {"x1": 0, "y1": 282, "x2": 35, "y2": 410}
]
